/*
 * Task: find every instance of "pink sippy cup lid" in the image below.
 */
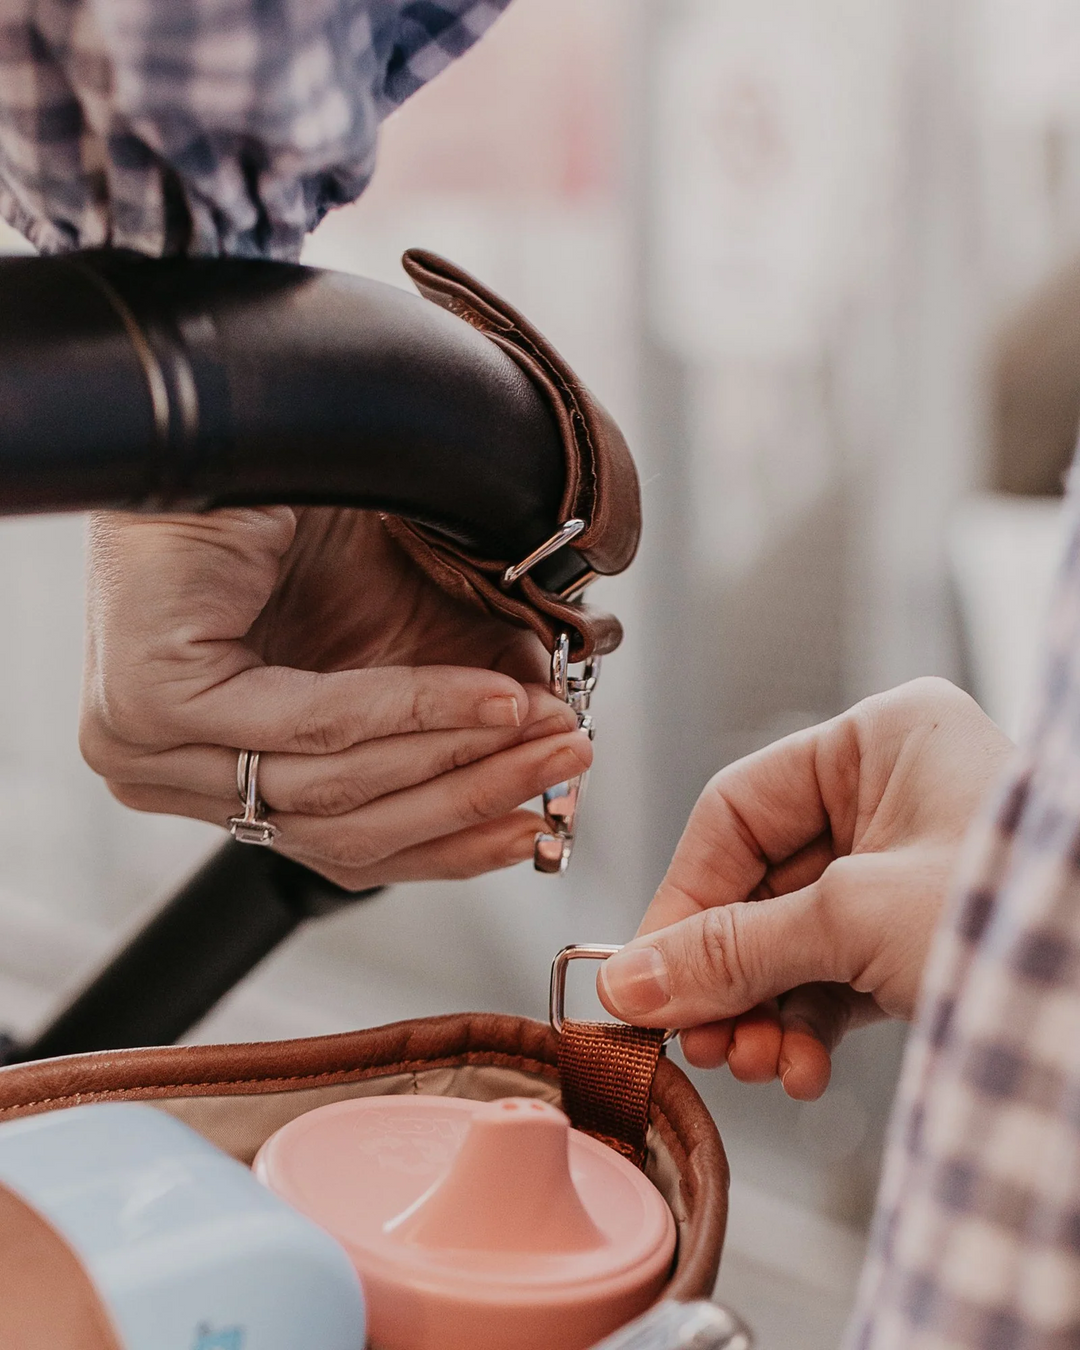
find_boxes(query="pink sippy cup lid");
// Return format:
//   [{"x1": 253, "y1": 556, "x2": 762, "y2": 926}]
[{"x1": 255, "y1": 1095, "x2": 676, "y2": 1350}]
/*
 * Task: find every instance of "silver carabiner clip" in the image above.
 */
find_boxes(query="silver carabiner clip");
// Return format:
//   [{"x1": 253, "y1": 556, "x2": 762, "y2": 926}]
[{"x1": 534, "y1": 632, "x2": 601, "y2": 874}]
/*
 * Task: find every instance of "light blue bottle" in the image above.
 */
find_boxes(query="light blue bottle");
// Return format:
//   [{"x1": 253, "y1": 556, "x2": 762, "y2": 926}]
[{"x1": 0, "y1": 1101, "x2": 365, "y2": 1350}]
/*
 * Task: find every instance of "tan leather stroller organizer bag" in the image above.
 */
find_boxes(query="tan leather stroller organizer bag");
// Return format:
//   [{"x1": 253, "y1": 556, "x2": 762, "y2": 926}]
[{"x1": 0, "y1": 1009, "x2": 727, "y2": 1349}]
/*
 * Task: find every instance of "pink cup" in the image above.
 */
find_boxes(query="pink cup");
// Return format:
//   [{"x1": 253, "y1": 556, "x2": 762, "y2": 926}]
[{"x1": 255, "y1": 1095, "x2": 676, "y2": 1350}]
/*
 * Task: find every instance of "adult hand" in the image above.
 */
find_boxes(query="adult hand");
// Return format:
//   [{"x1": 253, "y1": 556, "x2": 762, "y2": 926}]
[
  {"x1": 597, "y1": 678, "x2": 1012, "y2": 1099},
  {"x1": 80, "y1": 507, "x2": 590, "y2": 888}
]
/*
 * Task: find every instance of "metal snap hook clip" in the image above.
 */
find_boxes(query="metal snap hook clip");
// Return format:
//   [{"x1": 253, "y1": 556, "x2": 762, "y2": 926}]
[{"x1": 534, "y1": 634, "x2": 602, "y2": 875}]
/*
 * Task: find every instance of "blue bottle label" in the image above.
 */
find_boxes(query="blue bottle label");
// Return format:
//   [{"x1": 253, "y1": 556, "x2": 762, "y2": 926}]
[{"x1": 193, "y1": 1325, "x2": 245, "y2": 1350}]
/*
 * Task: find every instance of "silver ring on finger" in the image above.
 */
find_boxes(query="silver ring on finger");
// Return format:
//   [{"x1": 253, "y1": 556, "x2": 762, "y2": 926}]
[{"x1": 228, "y1": 749, "x2": 279, "y2": 847}]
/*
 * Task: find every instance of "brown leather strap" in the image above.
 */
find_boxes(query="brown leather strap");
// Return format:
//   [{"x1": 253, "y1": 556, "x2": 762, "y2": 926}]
[
  {"x1": 382, "y1": 248, "x2": 642, "y2": 662},
  {"x1": 557, "y1": 1021, "x2": 667, "y2": 1169}
]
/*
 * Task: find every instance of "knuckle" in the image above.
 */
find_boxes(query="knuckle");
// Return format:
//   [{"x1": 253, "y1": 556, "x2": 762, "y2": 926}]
[
  {"x1": 449, "y1": 737, "x2": 485, "y2": 773},
  {"x1": 456, "y1": 779, "x2": 501, "y2": 828},
  {"x1": 697, "y1": 905, "x2": 751, "y2": 996},
  {"x1": 815, "y1": 858, "x2": 857, "y2": 934},
  {"x1": 407, "y1": 678, "x2": 440, "y2": 733},
  {"x1": 94, "y1": 687, "x2": 157, "y2": 743},
  {"x1": 865, "y1": 675, "x2": 969, "y2": 727},
  {"x1": 78, "y1": 718, "x2": 123, "y2": 776},
  {"x1": 293, "y1": 773, "x2": 371, "y2": 817},
  {"x1": 905, "y1": 674, "x2": 962, "y2": 704},
  {"x1": 819, "y1": 853, "x2": 856, "y2": 899},
  {"x1": 290, "y1": 711, "x2": 355, "y2": 756},
  {"x1": 83, "y1": 655, "x2": 177, "y2": 744}
]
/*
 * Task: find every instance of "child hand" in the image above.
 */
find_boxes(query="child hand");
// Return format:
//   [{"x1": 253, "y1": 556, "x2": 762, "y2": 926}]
[{"x1": 598, "y1": 679, "x2": 1013, "y2": 1098}]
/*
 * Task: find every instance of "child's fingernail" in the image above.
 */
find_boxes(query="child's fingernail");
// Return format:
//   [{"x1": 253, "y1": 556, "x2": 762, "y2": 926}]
[
  {"x1": 600, "y1": 946, "x2": 671, "y2": 1017},
  {"x1": 478, "y1": 695, "x2": 521, "y2": 727}
]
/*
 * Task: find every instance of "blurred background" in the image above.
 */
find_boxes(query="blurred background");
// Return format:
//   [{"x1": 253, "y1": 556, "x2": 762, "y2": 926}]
[{"x1": 3, "y1": 0, "x2": 1080, "y2": 1344}]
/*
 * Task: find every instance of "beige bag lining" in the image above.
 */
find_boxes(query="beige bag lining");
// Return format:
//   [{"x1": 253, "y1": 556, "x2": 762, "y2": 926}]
[{"x1": 151, "y1": 1063, "x2": 688, "y2": 1245}]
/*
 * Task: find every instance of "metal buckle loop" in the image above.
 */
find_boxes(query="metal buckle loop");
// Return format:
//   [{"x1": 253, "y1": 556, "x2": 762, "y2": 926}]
[
  {"x1": 549, "y1": 944, "x2": 621, "y2": 1034},
  {"x1": 502, "y1": 518, "x2": 586, "y2": 588},
  {"x1": 534, "y1": 632, "x2": 601, "y2": 874},
  {"x1": 549, "y1": 945, "x2": 677, "y2": 1041}
]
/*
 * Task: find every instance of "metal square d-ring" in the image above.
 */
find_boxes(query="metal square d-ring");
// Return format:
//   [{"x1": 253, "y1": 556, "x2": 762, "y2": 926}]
[
  {"x1": 548, "y1": 944, "x2": 621, "y2": 1035},
  {"x1": 548, "y1": 944, "x2": 678, "y2": 1041}
]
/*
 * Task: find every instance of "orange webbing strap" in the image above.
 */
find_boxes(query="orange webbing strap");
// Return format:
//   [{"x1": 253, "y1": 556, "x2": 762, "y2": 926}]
[{"x1": 557, "y1": 1021, "x2": 667, "y2": 1168}]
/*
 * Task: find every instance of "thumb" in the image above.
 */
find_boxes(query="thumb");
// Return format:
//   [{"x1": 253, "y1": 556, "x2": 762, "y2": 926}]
[{"x1": 597, "y1": 888, "x2": 845, "y2": 1029}]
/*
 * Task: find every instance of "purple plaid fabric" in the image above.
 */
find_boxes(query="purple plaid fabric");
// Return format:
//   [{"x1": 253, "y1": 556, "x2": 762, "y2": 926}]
[
  {"x1": 0, "y1": 0, "x2": 511, "y2": 259},
  {"x1": 852, "y1": 476, "x2": 1080, "y2": 1349}
]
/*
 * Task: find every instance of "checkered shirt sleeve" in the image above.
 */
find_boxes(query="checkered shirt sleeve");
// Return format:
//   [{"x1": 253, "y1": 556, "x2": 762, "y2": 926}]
[
  {"x1": 0, "y1": 0, "x2": 511, "y2": 259},
  {"x1": 851, "y1": 475, "x2": 1080, "y2": 1350}
]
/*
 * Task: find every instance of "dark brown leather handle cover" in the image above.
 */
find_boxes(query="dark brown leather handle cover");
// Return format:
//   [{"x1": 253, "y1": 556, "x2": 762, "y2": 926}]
[{"x1": 386, "y1": 249, "x2": 643, "y2": 661}]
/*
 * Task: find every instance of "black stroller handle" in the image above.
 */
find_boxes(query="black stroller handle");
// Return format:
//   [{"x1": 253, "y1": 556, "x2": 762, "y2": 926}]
[
  {"x1": 0, "y1": 249, "x2": 565, "y2": 562},
  {"x1": 0, "y1": 248, "x2": 629, "y2": 1062}
]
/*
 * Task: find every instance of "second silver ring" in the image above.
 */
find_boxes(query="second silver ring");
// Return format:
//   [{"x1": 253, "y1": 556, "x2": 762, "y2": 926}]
[{"x1": 228, "y1": 750, "x2": 279, "y2": 847}]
